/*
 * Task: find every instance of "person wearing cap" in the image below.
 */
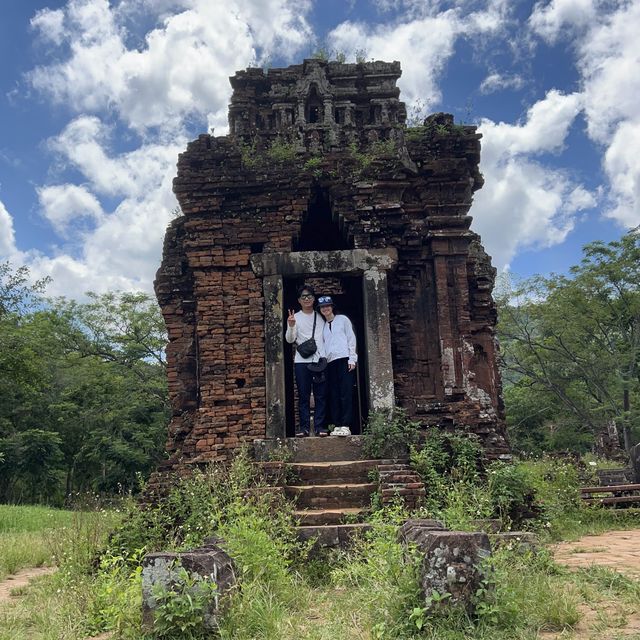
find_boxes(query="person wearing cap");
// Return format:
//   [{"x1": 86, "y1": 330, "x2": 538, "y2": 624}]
[
  {"x1": 285, "y1": 284, "x2": 328, "y2": 437},
  {"x1": 317, "y1": 295, "x2": 357, "y2": 436}
]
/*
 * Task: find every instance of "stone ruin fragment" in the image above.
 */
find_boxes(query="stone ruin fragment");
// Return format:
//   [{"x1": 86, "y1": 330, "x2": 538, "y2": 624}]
[{"x1": 153, "y1": 58, "x2": 510, "y2": 480}]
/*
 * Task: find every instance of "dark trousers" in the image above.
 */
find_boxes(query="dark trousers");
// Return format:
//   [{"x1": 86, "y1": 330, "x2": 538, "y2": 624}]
[
  {"x1": 328, "y1": 357, "x2": 354, "y2": 428},
  {"x1": 294, "y1": 362, "x2": 327, "y2": 434}
]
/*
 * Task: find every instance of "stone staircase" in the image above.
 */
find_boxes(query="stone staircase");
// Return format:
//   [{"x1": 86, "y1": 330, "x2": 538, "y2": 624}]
[{"x1": 255, "y1": 436, "x2": 419, "y2": 547}]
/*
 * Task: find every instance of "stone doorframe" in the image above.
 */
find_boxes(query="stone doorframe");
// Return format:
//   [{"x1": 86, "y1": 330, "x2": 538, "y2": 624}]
[{"x1": 250, "y1": 248, "x2": 398, "y2": 439}]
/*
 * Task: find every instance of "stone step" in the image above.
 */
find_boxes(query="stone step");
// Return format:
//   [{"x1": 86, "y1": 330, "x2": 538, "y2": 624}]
[
  {"x1": 294, "y1": 507, "x2": 368, "y2": 526},
  {"x1": 255, "y1": 436, "x2": 368, "y2": 462},
  {"x1": 286, "y1": 459, "x2": 402, "y2": 485},
  {"x1": 285, "y1": 483, "x2": 377, "y2": 509},
  {"x1": 296, "y1": 523, "x2": 372, "y2": 548}
]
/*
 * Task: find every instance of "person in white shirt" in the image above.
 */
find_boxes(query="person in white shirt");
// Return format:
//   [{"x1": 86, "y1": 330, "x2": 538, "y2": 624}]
[
  {"x1": 285, "y1": 285, "x2": 328, "y2": 437},
  {"x1": 317, "y1": 295, "x2": 357, "y2": 435}
]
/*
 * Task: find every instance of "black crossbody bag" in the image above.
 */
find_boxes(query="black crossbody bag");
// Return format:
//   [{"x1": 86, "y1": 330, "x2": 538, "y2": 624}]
[{"x1": 296, "y1": 312, "x2": 318, "y2": 358}]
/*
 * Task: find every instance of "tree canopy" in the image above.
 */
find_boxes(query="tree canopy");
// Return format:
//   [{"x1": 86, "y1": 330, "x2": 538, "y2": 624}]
[
  {"x1": 0, "y1": 264, "x2": 169, "y2": 504},
  {"x1": 497, "y1": 230, "x2": 640, "y2": 454}
]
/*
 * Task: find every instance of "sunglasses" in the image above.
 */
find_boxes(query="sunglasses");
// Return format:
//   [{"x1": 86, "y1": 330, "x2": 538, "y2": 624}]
[{"x1": 299, "y1": 294, "x2": 314, "y2": 300}]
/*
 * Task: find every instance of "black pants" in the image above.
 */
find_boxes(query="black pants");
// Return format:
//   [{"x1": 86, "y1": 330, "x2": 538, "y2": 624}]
[
  {"x1": 294, "y1": 362, "x2": 327, "y2": 434},
  {"x1": 328, "y1": 357, "x2": 354, "y2": 428}
]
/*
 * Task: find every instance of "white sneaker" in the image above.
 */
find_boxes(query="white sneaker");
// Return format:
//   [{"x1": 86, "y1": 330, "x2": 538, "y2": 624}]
[{"x1": 332, "y1": 426, "x2": 351, "y2": 436}]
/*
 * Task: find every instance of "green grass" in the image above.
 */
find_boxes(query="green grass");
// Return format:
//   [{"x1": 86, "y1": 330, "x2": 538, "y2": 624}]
[
  {"x1": 547, "y1": 506, "x2": 640, "y2": 542},
  {"x1": 0, "y1": 504, "x2": 75, "y2": 533},
  {"x1": 0, "y1": 504, "x2": 125, "y2": 639},
  {"x1": 0, "y1": 505, "x2": 77, "y2": 579},
  {"x1": 1, "y1": 464, "x2": 639, "y2": 640},
  {"x1": 0, "y1": 504, "x2": 121, "y2": 579}
]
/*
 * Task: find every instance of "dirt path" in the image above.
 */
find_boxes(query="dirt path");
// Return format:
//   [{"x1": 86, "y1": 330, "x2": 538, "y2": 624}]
[
  {"x1": 0, "y1": 566, "x2": 56, "y2": 602},
  {"x1": 547, "y1": 529, "x2": 640, "y2": 639},
  {"x1": 553, "y1": 529, "x2": 640, "y2": 577}
]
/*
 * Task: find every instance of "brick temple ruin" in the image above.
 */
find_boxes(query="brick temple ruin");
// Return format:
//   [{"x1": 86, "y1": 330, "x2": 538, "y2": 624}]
[{"x1": 154, "y1": 59, "x2": 510, "y2": 470}]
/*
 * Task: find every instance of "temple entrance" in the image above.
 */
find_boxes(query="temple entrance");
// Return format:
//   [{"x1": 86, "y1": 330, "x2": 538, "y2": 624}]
[
  {"x1": 283, "y1": 275, "x2": 368, "y2": 437},
  {"x1": 250, "y1": 248, "x2": 397, "y2": 440}
]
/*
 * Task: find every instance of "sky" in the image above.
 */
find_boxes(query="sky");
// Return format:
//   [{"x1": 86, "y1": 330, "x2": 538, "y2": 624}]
[{"x1": 1, "y1": 0, "x2": 639, "y2": 299}]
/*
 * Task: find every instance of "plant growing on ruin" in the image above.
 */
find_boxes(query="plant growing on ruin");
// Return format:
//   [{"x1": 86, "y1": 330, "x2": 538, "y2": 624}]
[
  {"x1": 362, "y1": 408, "x2": 421, "y2": 459},
  {"x1": 303, "y1": 155, "x2": 323, "y2": 178},
  {"x1": 310, "y1": 46, "x2": 329, "y2": 61},
  {"x1": 347, "y1": 139, "x2": 398, "y2": 177},
  {"x1": 268, "y1": 138, "x2": 298, "y2": 163},
  {"x1": 152, "y1": 563, "x2": 218, "y2": 640},
  {"x1": 239, "y1": 140, "x2": 260, "y2": 169}
]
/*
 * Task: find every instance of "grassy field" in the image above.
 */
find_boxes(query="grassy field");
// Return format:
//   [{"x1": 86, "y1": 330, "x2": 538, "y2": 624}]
[
  {"x1": 0, "y1": 461, "x2": 639, "y2": 640},
  {"x1": 0, "y1": 504, "x2": 77, "y2": 579},
  {"x1": 0, "y1": 503, "x2": 123, "y2": 640}
]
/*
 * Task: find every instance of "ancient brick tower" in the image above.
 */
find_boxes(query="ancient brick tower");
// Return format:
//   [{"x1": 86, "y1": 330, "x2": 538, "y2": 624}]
[{"x1": 154, "y1": 59, "x2": 509, "y2": 469}]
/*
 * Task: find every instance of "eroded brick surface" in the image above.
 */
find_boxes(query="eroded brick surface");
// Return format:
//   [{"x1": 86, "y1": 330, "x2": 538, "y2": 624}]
[{"x1": 153, "y1": 59, "x2": 509, "y2": 481}]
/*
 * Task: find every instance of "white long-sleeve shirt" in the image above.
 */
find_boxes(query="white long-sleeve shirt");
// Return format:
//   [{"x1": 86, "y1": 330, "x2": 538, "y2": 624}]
[
  {"x1": 322, "y1": 314, "x2": 357, "y2": 365},
  {"x1": 285, "y1": 311, "x2": 326, "y2": 363}
]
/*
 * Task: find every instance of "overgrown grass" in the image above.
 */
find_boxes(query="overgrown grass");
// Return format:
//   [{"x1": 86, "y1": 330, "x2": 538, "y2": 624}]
[
  {"x1": 1, "y1": 449, "x2": 639, "y2": 640},
  {"x1": 0, "y1": 504, "x2": 75, "y2": 533},
  {"x1": 0, "y1": 504, "x2": 76, "y2": 579},
  {"x1": 0, "y1": 503, "x2": 124, "y2": 639},
  {"x1": 549, "y1": 505, "x2": 640, "y2": 541}
]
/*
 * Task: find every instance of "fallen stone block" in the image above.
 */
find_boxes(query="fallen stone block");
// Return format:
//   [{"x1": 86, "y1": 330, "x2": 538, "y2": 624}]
[
  {"x1": 397, "y1": 518, "x2": 447, "y2": 545},
  {"x1": 142, "y1": 537, "x2": 236, "y2": 633},
  {"x1": 398, "y1": 523, "x2": 491, "y2": 613}
]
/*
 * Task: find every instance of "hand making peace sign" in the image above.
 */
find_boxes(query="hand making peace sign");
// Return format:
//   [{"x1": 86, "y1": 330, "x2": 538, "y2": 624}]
[{"x1": 287, "y1": 309, "x2": 296, "y2": 327}]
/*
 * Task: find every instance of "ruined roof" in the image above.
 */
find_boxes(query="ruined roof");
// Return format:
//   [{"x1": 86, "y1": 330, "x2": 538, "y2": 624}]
[{"x1": 227, "y1": 59, "x2": 407, "y2": 153}]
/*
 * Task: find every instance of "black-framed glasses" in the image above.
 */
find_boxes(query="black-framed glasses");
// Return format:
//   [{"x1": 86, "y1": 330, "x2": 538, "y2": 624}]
[{"x1": 300, "y1": 294, "x2": 314, "y2": 300}]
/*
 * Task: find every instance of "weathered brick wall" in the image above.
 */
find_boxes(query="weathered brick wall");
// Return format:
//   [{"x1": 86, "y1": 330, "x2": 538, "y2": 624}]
[{"x1": 154, "y1": 61, "x2": 510, "y2": 471}]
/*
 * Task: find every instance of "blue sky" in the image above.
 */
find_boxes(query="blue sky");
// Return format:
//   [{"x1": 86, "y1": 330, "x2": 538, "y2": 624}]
[{"x1": 1, "y1": 0, "x2": 639, "y2": 298}]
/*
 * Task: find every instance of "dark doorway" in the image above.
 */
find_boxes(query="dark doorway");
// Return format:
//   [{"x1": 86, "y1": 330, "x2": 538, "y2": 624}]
[
  {"x1": 283, "y1": 275, "x2": 368, "y2": 437},
  {"x1": 293, "y1": 186, "x2": 350, "y2": 252}
]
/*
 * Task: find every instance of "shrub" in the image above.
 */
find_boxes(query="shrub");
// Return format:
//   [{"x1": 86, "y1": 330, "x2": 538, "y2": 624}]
[
  {"x1": 409, "y1": 430, "x2": 486, "y2": 525},
  {"x1": 88, "y1": 549, "x2": 143, "y2": 637},
  {"x1": 362, "y1": 409, "x2": 420, "y2": 459},
  {"x1": 268, "y1": 139, "x2": 298, "y2": 164},
  {"x1": 110, "y1": 446, "x2": 258, "y2": 554},
  {"x1": 303, "y1": 156, "x2": 323, "y2": 178},
  {"x1": 330, "y1": 506, "x2": 425, "y2": 639},
  {"x1": 486, "y1": 461, "x2": 535, "y2": 525},
  {"x1": 152, "y1": 564, "x2": 218, "y2": 640}
]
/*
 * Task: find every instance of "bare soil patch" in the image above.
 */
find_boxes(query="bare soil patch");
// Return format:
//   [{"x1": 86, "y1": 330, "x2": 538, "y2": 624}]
[
  {"x1": 545, "y1": 529, "x2": 640, "y2": 639},
  {"x1": 0, "y1": 566, "x2": 56, "y2": 602},
  {"x1": 553, "y1": 529, "x2": 640, "y2": 577}
]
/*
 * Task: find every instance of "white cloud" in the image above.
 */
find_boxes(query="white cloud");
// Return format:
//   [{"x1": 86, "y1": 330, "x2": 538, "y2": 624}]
[
  {"x1": 28, "y1": 0, "x2": 312, "y2": 134},
  {"x1": 479, "y1": 72, "x2": 524, "y2": 94},
  {"x1": 17, "y1": 0, "x2": 315, "y2": 298},
  {"x1": 473, "y1": 90, "x2": 595, "y2": 269},
  {"x1": 602, "y1": 117, "x2": 640, "y2": 226},
  {"x1": 577, "y1": 2, "x2": 640, "y2": 145},
  {"x1": 0, "y1": 200, "x2": 19, "y2": 259},
  {"x1": 529, "y1": 0, "x2": 597, "y2": 43},
  {"x1": 26, "y1": 116, "x2": 184, "y2": 297},
  {"x1": 37, "y1": 184, "x2": 104, "y2": 235},
  {"x1": 481, "y1": 89, "x2": 584, "y2": 156},
  {"x1": 31, "y1": 8, "x2": 67, "y2": 45},
  {"x1": 328, "y1": 4, "x2": 508, "y2": 115},
  {"x1": 570, "y1": 1, "x2": 640, "y2": 226},
  {"x1": 49, "y1": 116, "x2": 182, "y2": 200}
]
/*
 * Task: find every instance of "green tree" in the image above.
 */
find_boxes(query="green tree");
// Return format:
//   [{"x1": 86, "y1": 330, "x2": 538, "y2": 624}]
[
  {"x1": 498, "y1": 230, "x2": 640, "y2": 453},
  {"x1": 0, "y1": 263, "x2": 169, "y2": 503}
]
